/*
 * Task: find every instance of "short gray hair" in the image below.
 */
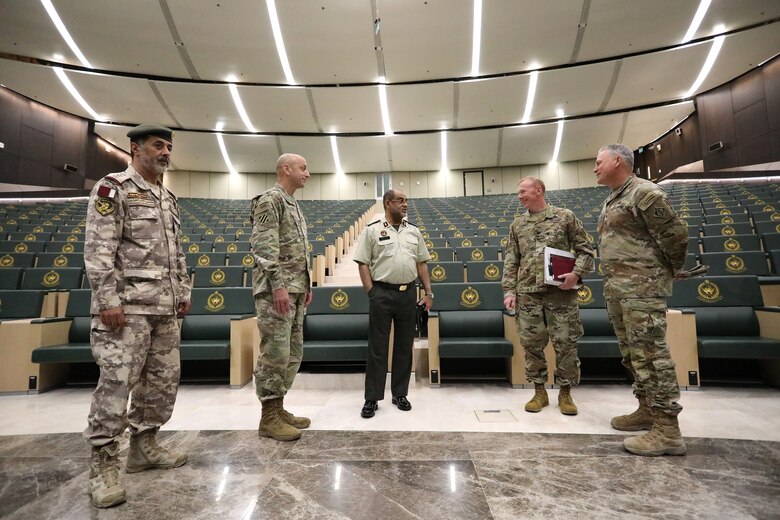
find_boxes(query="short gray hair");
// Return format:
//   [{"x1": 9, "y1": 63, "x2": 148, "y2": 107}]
[{"x1": 599, "y1": 143, "x2": 634, "y2": 170}]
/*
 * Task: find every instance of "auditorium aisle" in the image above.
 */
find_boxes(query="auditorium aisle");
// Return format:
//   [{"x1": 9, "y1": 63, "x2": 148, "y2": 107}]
[{"x1": 1, "y1": 378, "x2": 778, "y2": 519}]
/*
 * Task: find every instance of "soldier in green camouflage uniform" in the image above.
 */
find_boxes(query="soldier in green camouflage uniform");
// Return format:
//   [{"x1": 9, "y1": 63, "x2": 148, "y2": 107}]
[
  {"x1": 595, "y1": 143, "x2": 688, "y2": 456},
  {"x1": 251, "y1": 153, "x2": 312, "y2": 442},
  {"x1": 84, "y1": 124, "x2": 191, "y2": 508},
  {"x1": 502, "y1": 177, "x2": 594, "y2": 415}
]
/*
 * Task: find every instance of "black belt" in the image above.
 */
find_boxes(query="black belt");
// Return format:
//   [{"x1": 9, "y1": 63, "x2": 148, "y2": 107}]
[{"x1": 373, "y1": 280, "x2": 415, "y2": 292}]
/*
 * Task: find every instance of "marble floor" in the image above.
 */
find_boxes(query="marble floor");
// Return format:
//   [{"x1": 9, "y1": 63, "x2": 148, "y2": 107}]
[{"x1": 1, "y1": 374, "x2": 779, "y2": 519}]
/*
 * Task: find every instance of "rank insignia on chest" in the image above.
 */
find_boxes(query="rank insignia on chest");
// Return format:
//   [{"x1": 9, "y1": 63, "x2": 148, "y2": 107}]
[{"x1": 380, "y1": 230, "x2": 388, "y2": 237}]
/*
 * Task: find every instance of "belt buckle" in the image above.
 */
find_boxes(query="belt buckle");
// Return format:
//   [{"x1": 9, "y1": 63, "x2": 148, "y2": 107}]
[{"x1": 399, "y1": 284, "x2": 407, "y2": 291}]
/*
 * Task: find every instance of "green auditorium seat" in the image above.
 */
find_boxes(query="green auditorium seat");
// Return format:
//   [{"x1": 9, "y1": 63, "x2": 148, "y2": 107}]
[
  {"x1": 426, "y1": 282, "x2": 525, "y2": 387},
  {"x1": 427, "y1": 261, "x2": 465, "y2": 284},
  {"x1": 192, "y1": 266, "x2": 245, "y2": 288},
  {"x1": 0, "y1": 268, "x2": 23, "y2": 289},
  {"x1": 0, "y1": 252, "x2": 37, "y2": 268},
  {"x1": 302, "y1": 286, "x2": 371, "y2": 363},
  {"x1": 465, "y1": 261, "x2": 503, "y2": 283},
  {"x1": 180, "y1": 287, "x2": 257, "y2": 387},
  {"x1": 668, "y1": 276, "x2": 780, "y2": 385}
]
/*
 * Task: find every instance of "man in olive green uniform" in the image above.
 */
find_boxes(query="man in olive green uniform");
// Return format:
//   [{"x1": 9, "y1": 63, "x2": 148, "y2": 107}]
[
  {"x1": 84, "y1": 124, "x2": 191, "y2": 508},
  {"x1": 354, "y1": 189, "x2": 433, "y2": 418},
  {"x1": 595, "y1": 143, "x2": 688, "y2": 456},
  {"x1": 251, "y1": 153, "x2": 312, "y2": 441},
  {"x1": 502, "y1": 177, "x2": 594, "y2": 415}
]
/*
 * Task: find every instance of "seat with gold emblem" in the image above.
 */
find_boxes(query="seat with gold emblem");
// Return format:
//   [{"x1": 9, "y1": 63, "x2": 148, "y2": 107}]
[
  {"x1": 0, "y1": 241, "x2": 46, "y2": 253},
  {"x1": 701, "y1": 223, "x2": 754, "y2": 237},
  {"x1": 699, "y1": 252, "x2": 770, "y2": 276},
  {"x1": 45, "y1": 240, "x2": 84, "y2": 253},
  {"x1": 213, "y1": 240, "x2": 251, "y2": 253},
  {"x1": 426, "y1": 282, "x2": 523, "y2": 387},
  {"x1": 0, "y1": 252, "x2": 37, "y2": 269},
  {"x1": 185, "y1": 252, "x2": 226, "y2": 268},
  {"x1": 36, "y1": 253, "x2": 86, "y2": 269},
  {"x1": 701, "y1": 234, "x2": 762, "y2": 253},
  {"x1": 192, "y1": 266, "x2": 245, "y2": 288},
  {"x1": 465, "y1": 261, "x2": 504, "y2": 283},
  {"x1": 302, "y1": 286, "x2": 370, "y2": 363},
  {"x1": 455, "y1": 246, "x2": 499, "y2": 262},
  {"x1": 668, "y1": 275, "x2": 780, "y2": 385},
  {"x1": 179, "y1": 287, "x2": 257, "y2": 387},
  {"x1": 577, "y1": 279, "x2": 698, "y2": 388},
  {"x1": 427, "y1": 262, "x2": 465, "y2": 284}
]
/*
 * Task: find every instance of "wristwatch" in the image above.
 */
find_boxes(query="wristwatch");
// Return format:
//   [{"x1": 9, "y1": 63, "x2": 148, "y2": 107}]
[{"x1": 425, "y1": 292, "x2": 434, "y2": 299}]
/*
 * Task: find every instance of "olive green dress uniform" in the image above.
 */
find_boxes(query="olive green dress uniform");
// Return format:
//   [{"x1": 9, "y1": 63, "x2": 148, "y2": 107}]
[
  {"x1": 84, "y1": 166, "x2": 191, "y2": 447},
  {"x1": 354, "y1": 216, "x2": 431, "y2": 401},
  {"x1": 250, "y1": 183, "x2": 311, "y2": 402},
  {"x1": 501, "y1": 205, "x2": 594, "y2": 386},
  {"x1": 598, "y1": 175, "x2": 688, "y2": 415}
]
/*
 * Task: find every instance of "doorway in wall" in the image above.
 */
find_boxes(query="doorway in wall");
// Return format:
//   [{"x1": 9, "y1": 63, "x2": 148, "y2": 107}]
[
  {"x1": 375, "y1": 172, "x2": 392, "y2": 198},
  {"x1": 464, "y1": 170, "x2": 484, "y2": 196}
]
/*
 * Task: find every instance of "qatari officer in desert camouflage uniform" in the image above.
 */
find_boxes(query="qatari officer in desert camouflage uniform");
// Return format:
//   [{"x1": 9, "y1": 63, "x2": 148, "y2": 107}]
[{"x1": 83, "y1": 124, "x2": 191, "y2": 509}]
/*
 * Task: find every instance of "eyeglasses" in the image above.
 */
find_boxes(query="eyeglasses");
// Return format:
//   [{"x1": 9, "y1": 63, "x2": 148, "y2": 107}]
[{"x1": 390, "y1": 198, "x2": 408, "y2": 204}]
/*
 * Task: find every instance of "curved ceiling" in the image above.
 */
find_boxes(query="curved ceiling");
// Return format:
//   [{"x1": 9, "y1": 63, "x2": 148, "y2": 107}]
[{"x1": 0, "y1": 0, "x2": 778, "y2": 173}]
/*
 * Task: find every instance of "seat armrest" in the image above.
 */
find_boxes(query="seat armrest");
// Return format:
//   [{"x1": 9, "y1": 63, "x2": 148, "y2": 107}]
[{"x1": 756, "y1": 308, "x2": 780, "y2": 340}]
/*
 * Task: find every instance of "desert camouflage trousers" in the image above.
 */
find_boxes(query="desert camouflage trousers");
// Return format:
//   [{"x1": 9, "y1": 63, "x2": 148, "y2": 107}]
[
  {"x1": 606, "y1": 296, "x2": 682, "y2": 416},
  {"x1": 515, "y1": 289, "x2": 582, "y2": 386},
  {"x1": 84, "y1": 314, "x2": 181, "y2": 447},
  {"x1": 254, "y1": 292, "x2": 306, "y2": 402}
]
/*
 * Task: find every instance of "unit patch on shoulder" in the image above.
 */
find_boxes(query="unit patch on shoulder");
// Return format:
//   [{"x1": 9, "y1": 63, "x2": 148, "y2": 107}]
[
  {"x1": 653, "y1": 206, "x2": 666, "y2": 218},
  {"x1": 637, "y1": 192, "x2": 660, "y2": 211},
  {"x1": 95, "y1": 198, "x2": 115, "y2": 216}
]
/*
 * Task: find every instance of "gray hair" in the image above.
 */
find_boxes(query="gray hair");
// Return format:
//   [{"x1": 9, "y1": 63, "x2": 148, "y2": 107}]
[{"x1": 599, "y1": 143, "x2": 634, "y2": 170}]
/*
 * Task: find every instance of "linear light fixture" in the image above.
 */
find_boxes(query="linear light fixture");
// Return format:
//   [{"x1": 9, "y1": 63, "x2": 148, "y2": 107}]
[
  {"x1": 684, "y1": 28, "x2": 725, "y2": 98},
  {"x1": 521, "y1": 70, "x2": 538, "y2": 123},
  {"x1": 266, "y1": 0, "x2": 295, "y2": 84},
  {"x1": 53, "y1": 67, "x2": 104, "y2": 121},
  {"x1": 228, "y1": 83, "x2": 257, "y2": 133},
  {"x1": 378, "y1": 83, "x2": 393, "y2": 135},
  {"x1": 470, "y1": 0, "x2": 483, "y2": 77},
  {"x1": 681, "y1": 0, "x2": 711, "y2": 44},
  {"x1": 330, "y1": 135, "x2": 344, "y2": 175},
  {"x1": 440, "y1": 131, "x2": 448, "y2": 172},
  {"x1": 215, "y1": 123, "x2": 238, "y2": 174},
  {"x1": 550, "y1": 110, "x2": 565, "y2": 163},
  {"x1": 41, "y1": 0, "x2": 93, "y2": 68}
]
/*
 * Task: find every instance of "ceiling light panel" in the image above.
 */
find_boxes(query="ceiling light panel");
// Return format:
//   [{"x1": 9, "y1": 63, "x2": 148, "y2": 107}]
[
  {"x1": 447, "y1": 129, "x2": 500, "y2": 171},
  {"x1": 681, "y1": 0, "x2": 712, "y2": 43},
  {"x1": 554, "y1": 113, "x2": 623, "y2": 162},
  {"x1": 310, "y1": 85, "x2": 384, "y2": 133},
  {"x1": 384, "y1": 83, "x2": 454, "y2": 133},
  {"x1": 530, "y1": 62, "x2": 614, "y2": 121},
  {"x1": 620, "y1": 102, "x2": 695, "y2": 150},
  {"x1": 478, "y1": 1, "x2": 581, "y2": 75},
  {"x1": 273, "y1": 0, "x2": 377, "y2": 85},
  {"x1": 470, "y1": 0, "x2": 482, "y2": 77},
  {"x1": 266, "y1": 0, "x2": 295, "y2": 84},
  {"x1": 41, "y1": 0, "x2": 92, "y2": 68},
  {"x1": 379, "y1": 0, "x2": 473, "y2": 82},
  {"x1": 457, "y1": 75, "x2": 528, "y2": 128},
  {"x1": 500, "y1": 123, "x2": 558, "y2": 166},
  {"x1": 215, "y1": 134, "x2": 279, "y2": 173},
  {"x1": 229, "y1": 83, "x2": 257, "y2": 132},
  {"x1": 335, "y1": 136, "x2": 393, "y2": 173},
  {"x1": 167, "y1": 0, "x2": 281, "y2": 83},
  {"x1": 387, "y1": 133, "x2": 441, "y2": 172},
  {"x1": 277, "y1": 136, "x2": 336, "y2": 174},
  {"x1": 44, "y1": 0, "x2": 186, "y2": 76}
]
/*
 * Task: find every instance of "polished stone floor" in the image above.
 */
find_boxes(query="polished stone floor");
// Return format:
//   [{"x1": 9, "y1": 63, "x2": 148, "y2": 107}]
[{"x1": 1, "y1": 375, "x2": 779, "y2": 519}]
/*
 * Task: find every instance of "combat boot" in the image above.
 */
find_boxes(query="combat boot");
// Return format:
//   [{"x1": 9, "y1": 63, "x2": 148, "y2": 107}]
[
  {"x1": 558, "y1": 385, "x2": 578, "y2": 415},
  {"x1": 611, "y1": 396, "x2": 653, "y2": 431},
  {"x1": 88, "y1": 441, "x2": 126, "y2": 508},
  {"x1": 126, "y1": 430, "x2": 187, "y2": 473},
  {"x1": 524, "y1": 384, "x2": 549, "y2": 413},
  {"x1": 623, "y1": 412, "x2": 686, "y2": 456},
  {"x1": 259, "y1": 398, "x2": 302, "y2": 441},
  {"x1": 278, "y1": 397, "x2": 311, "y2": 429}
]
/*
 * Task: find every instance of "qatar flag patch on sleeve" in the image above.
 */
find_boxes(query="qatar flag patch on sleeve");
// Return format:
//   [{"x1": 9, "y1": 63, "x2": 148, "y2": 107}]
[{"x1": 97, "y1": 185, "x2": 117, "y2": 199}]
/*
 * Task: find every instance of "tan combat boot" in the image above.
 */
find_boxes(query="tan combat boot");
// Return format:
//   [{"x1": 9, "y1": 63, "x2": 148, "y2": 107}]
[
  {"x1": 558, "y1": 385, "x2": 578, "y2": 415},
  {"x1": 524, "y1": 384, "x2": 549, "y2": 413},
  {"x1": 259, "y1": 398, "x2": 302, "y2": 441},
  {"x1": 611, "y1": 396, "x2": 654, "y2": 431},
  {"x1": 88, "y1": 441, "x2": 126, "y2": 508},
  {"x1": 126, "y1": 430, "x2": 187, "y2": 473},
  {"x1": 623, "y1": 412, "x2": 686, "y2": 456},
  {"x1": 278, "y1": 397, "x2": 311, "y2": 429}
]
